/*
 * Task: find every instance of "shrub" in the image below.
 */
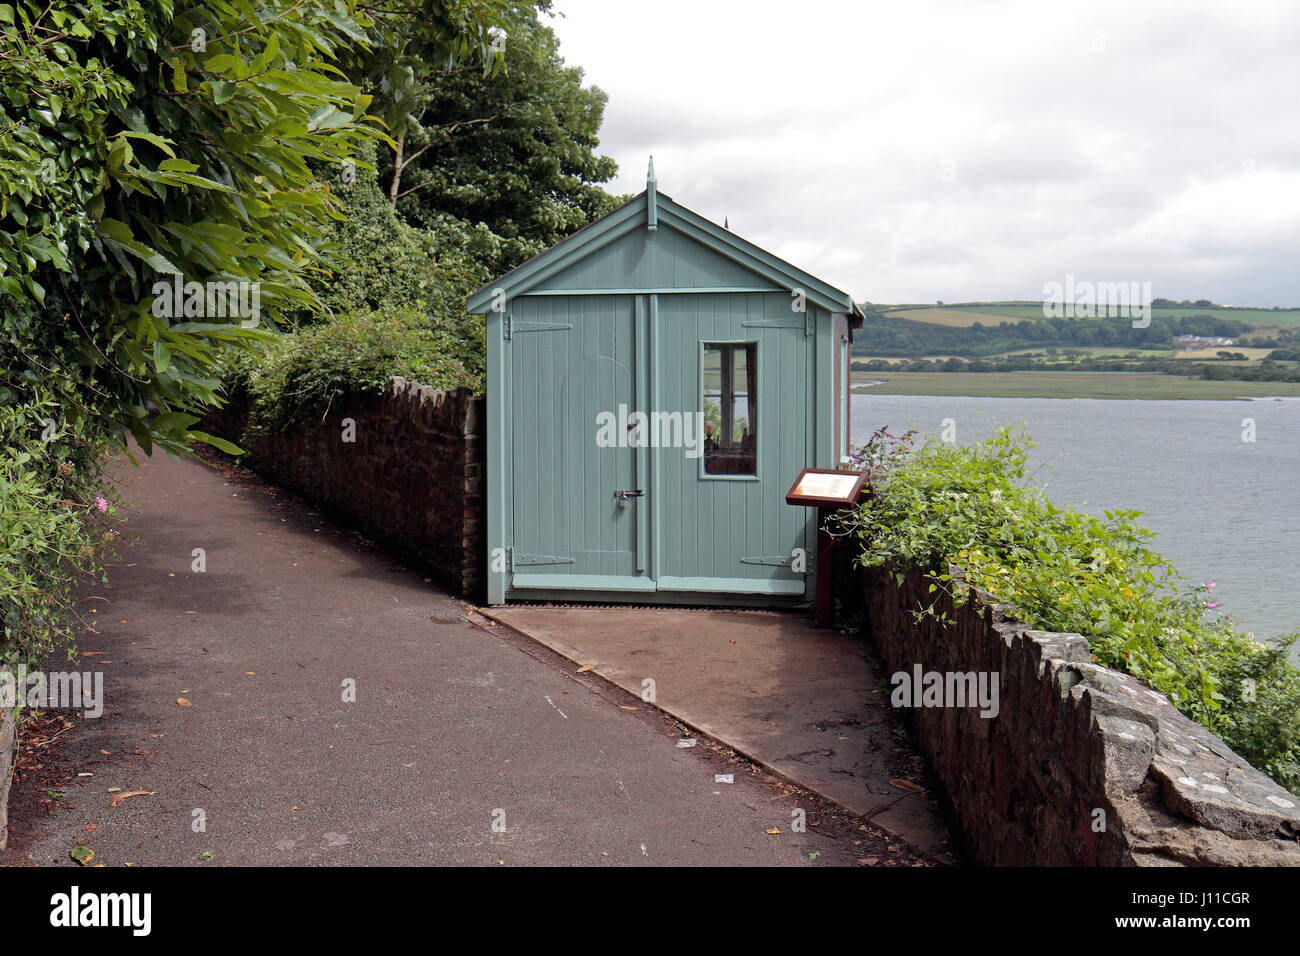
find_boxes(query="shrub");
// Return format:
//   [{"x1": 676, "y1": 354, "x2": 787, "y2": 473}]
[
  {"x1": 831, "y1": 427, "x2": 1300, "y2": 794},
  {"x1": 295, "y1": 142, "x2": 438, "y2": 324},
  {"x1": 0, "y1": 395, "x2": 116, "y2": 669},
  {"x1": 231, "y1": 308, "x2": 483, "y2": 434}
]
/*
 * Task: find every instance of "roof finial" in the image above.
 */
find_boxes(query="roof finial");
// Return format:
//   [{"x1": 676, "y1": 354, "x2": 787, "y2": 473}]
[{"x1": 646, "y1": 154, "x2": 658, "y2": 232}]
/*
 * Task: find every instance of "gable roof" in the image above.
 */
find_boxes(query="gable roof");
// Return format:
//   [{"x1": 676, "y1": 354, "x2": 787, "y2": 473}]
[{"x1": 466, "y1": 190, "x2": 861, "y2": 317}]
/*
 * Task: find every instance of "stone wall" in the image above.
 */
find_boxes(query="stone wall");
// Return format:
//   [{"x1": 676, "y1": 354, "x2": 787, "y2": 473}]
[
  {"x1": 845, "y1": 561, "x2": 1300, "y2": 866},
  {"x1": 203, "y1": 378, "x2": 486, "y2": 600}
]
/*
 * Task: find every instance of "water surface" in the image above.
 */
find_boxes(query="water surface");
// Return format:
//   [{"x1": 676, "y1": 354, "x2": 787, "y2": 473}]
[{"x1": 850, "y1": 394, "x2": 1299, "y2": 644}]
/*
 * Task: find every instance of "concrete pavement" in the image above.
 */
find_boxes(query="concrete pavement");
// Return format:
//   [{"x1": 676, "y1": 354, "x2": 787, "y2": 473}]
[{"x1": 483, "y1": 606, "x2": 955, "y2": 862}]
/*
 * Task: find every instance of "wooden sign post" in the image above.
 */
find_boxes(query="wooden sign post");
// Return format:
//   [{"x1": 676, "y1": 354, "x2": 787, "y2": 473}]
[{"x1": 785, "y1": 468, "x2": 869, "y2": 628}]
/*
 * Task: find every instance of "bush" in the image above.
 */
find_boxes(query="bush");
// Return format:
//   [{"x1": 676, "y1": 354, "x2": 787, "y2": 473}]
[
  {"x1": 831, "y1": 427, "x2": 1300, "y2": 794},
  {"x1": 230, "y1": 308, "x2": 484, "y2": 434},
  {"x1": 295, "y1": 142, "x2": 437, "y2": 324},
  {"x1": 0, "y1": 395, "x2": 116, "y2": 669}
]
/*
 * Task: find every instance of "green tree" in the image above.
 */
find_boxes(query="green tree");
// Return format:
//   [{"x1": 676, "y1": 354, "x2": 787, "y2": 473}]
[
  {"x1": 1, "y1": 0, "x2": 388, "y2": 454},
  {"x1": 381, "y1": 5, "x2": 622, "y2": 277},
  {"x1": 1, "y1": 0, "x2": 510, "y2": 454},
  {"x1": 342, "y1": 0, "x2": 517, "y2": 191}
]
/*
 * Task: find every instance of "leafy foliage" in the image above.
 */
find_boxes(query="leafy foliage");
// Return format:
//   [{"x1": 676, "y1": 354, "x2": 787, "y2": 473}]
[
  {"x1": 0, "y1": 0, "x2": 507, "y2": 671},
  {"x1": 1, "y1": 0, "x2": 394, "y2": 454},
  {"x1": 382, "y1": 4, "x2": 622, "y2": 277},
  {"x1": 295, "y1": 140, "x2": 435, "y2": 321},
  {"x1": 228, "y1": 308, "x2": 483, "y2": 435},
  {"x1": 831, "y1": 427, "x2": 1300, "y2": 793},
  {"x1": 341, "y1": 0, "x2": 517, "y2": 149},
  {"x1": 0, "y1": 395, "x2": 115, "y2": 667}
]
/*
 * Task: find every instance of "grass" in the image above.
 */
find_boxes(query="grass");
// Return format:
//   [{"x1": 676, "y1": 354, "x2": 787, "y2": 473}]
[
  {"x1": 1171, "y1": 346, "x2": 1278, "y2": 361},
  {"x1": 851, "y1": 371, "x2": 1300, "y2": 400},
  {"x1": 880, "y1": 307, "x2": 1022, "y2": 327},
  {"x1": 878, "y1": 302, "x2": 1300, "y2": 328},
  {"x1": 857, "y1": 347, "x2": 1289, "y2": 363}
]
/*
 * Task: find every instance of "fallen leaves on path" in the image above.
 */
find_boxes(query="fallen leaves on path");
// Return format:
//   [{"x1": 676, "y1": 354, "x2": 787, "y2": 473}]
[
  {"x1": 176, "y1": 698, "x2": 192, "y2": 707},
  {"x1": 70, "y1": 846, "x2": 94, "y2": 866},
  {"x1": 109, "y1": 789, "x2": 154, "y2": 807},
  {"x1": 576, "y1": 664, "x2": 594, "y2": 673},
  {"x1": 888, "y1": 778, "x2": 924, "y2": 792}
]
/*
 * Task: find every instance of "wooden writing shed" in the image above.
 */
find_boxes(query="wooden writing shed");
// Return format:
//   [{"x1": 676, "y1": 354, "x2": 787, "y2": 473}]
[{"x1": 467, "y1": 162, "x2": 862, "y2": 605}]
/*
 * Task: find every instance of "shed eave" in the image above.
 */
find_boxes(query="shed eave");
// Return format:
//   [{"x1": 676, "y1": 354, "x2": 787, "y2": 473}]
[
  {"x1": 466, "y1": 194, "x2": 648, "y2": 313},
  {"x1": 466, "y1": 189, "x2": 858, "y2": 315}
]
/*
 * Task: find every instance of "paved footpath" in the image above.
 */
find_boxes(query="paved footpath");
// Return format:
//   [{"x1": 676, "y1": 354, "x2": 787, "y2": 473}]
[{"x1": 1, "y1": 448, "x2": 931, "y2": 867}]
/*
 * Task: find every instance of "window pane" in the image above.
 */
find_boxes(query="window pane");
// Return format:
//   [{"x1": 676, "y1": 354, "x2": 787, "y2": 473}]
[{"x1": 703, "y1": 343, "x2": 757, "y2": 475}]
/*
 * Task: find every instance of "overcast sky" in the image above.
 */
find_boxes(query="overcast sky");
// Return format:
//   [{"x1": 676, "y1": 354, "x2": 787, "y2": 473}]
[{"x1": 546, "y1": 0, "x2": 1300, "y2": 306}]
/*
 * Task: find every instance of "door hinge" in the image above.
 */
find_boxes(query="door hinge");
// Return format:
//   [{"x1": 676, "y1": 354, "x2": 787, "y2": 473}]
[
  {"x1": 740, "y1": 554, "x2": 813, "y2": 570},
  {"x1": 503, "y1": 316, "x2": 573, "y2": 340},
  {"x1": 512, "y1": 553, "x2": 577, "y2": 567}
]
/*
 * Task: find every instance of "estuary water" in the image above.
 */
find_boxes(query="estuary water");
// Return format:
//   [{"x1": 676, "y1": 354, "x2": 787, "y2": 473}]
[{"x1": 849, "y1": 393, "x2": 1299, "y2": 644}]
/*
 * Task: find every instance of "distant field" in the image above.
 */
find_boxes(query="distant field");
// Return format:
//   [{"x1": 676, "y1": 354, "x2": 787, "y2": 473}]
[
  {"x1": 878, "y1": 303, "x2": 1300, "y2": 329},
  {"x1": 1172, "y1": 346, "x2": 1278, "y2": 361},
  {"x1": 858, "y1": 346, "x2": 1285, "y2": 363},
  {"x1": 878, "y1": 307, "x2": 1016, "y2": 327},
  {"x1": 998, "y1": 346, "x2": 1171, "y2": 358},
  {"x1": 851, "y1": 371, "x2": 1300, "y2": 400}
]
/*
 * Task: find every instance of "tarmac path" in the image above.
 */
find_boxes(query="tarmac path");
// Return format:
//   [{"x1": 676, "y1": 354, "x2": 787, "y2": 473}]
[{"x1": 0, "y1": 447, "x2": 929, "y2": 867}]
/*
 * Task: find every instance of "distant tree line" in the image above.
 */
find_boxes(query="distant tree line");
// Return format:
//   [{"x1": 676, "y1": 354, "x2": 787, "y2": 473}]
[
  {"x1": 853, "y1": 308, "x2": 1298, "y2": 358},
  {"x1": 1151, "y1": 298, "x2": 1299, "y2": 312},
  {"x1": 854, "y1": 354, "x2": 1300, "y2": 383}
]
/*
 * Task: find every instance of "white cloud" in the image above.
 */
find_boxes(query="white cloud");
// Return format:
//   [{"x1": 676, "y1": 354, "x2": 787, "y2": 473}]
[{"x1": 548, "y1": 0, "x2": 1300, "y2": 305}]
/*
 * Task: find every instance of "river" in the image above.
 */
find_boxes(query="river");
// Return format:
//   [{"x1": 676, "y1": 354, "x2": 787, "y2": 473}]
[{"x1": 849, "y1": 394, "x2": 1299, "y2": 644}]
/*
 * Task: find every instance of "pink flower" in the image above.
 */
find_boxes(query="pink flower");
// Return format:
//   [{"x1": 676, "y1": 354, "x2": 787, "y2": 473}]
[
  {"x1": 95, "y1": 496, "x2": 107, "y2": 513},
  {"x1": 1205, "y1": 580, "x2": 1216, "y2": 592},
  {"x1": 1206, "y1": 602, "x2": 1220, "y2": 610}
]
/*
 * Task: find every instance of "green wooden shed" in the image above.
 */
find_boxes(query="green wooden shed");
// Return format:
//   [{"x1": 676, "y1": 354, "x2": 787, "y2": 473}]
[{"x1": 467, "y1": 161, "x2": 863, "y2": 606}]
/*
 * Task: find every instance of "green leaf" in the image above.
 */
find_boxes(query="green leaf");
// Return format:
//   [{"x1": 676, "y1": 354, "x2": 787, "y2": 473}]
[
  {"x1": 150, "y1": 410, "x2": 200, "y2": 434},
  {"x1": 188, "y1": 430, "x2": 244, "y2": 455},
  {"x1": 202, "y1": 54, "x2": 241, "y2": 75},
  {"x1": 153, "y1": 340, "x2": 172, "y2": 373}
]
